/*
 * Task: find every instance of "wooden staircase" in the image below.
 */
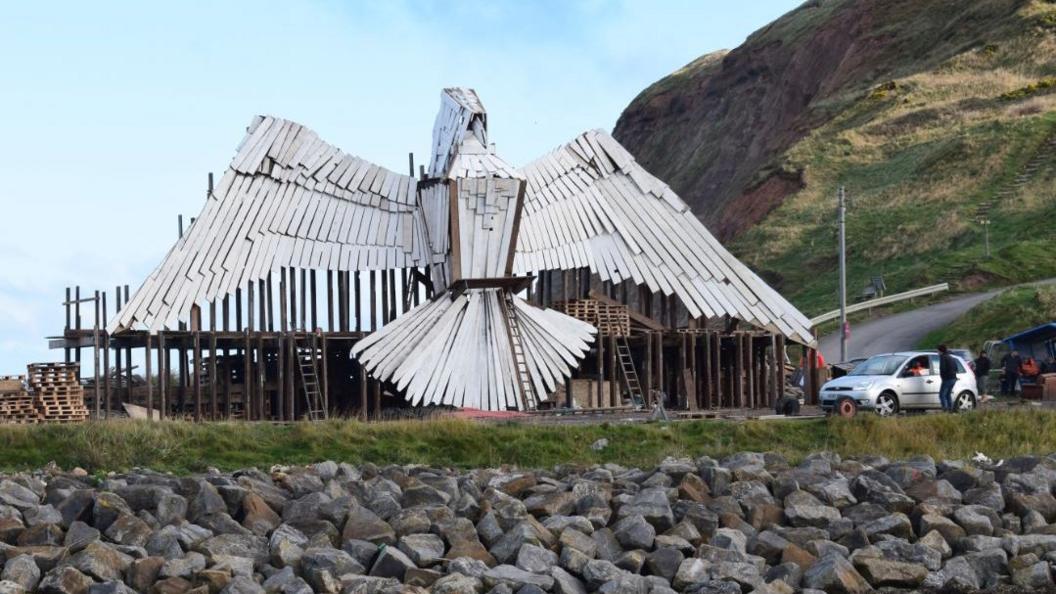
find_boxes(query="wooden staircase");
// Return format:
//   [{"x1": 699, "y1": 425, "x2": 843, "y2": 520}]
[
  {"x1": 974, "y1": 126, "x2": 1056, "y2": 222},
  {"x1": 295, "y1": 334, "x2": 326, "y2": 421},
  {"x1": 615, "y1": 336, "x2": 645, "y2": 408},
  {"x1": 500, "y1": 291, "x2": 537, "y2": 410}
]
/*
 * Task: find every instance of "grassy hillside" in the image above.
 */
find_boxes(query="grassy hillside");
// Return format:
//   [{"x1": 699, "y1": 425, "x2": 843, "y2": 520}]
[
  {"x1": 3, "y1": 412, "x2": 1056, "y2": 473},
  {"x1": 616, "y1": 0, "x2": 1056, "y2": 317},
  {"x1": 921, "y1": 285, "x2": 1056, "y2": 350}
]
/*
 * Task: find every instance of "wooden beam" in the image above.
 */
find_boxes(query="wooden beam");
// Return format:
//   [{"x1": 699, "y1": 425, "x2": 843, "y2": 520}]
[
  {"x1": 158, "y1": 332, "x2": 167, "y2": 420},
  {"x1": 145, "y1": 334, "x2": 153, "y2": 418},
  {"x1": 193, "y1": 331, "x2": 202, "y2": 421}
]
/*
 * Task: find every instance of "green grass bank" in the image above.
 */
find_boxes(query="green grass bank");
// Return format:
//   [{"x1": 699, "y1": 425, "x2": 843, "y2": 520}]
[
  {"x1": 1, "y1": 411, "x2": 1054, "y2": 474},
  {"x1": 921, "y1": 285, "x2": 1056, "y2": 350}
]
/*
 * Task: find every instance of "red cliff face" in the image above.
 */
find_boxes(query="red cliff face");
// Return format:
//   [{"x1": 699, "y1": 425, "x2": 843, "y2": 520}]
[{"x1": 613, "y1": 0, "x2": 1028, "y2": 241}]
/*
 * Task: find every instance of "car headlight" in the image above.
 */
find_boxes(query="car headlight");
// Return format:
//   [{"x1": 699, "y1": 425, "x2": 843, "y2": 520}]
[{"x1": 852, "y1": 381, "x2": 873, "y2": 391}]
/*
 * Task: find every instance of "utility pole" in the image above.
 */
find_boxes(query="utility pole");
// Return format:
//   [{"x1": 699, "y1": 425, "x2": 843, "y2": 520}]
[{"x1": 838, "y1": 186, "x2": 849, "y2": 362}]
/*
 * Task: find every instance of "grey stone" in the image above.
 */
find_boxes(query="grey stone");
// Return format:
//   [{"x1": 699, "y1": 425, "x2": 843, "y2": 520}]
[
  {"x1": 86, "y1": 582, "x2": 136, "y2": 594},
  {"x1": 433, "y1": 573, "x2": 484, "y2": 594},
  {"x1": 302, "y1": 547, "x2": 364, "y2": 590},
  {"x1": 158, "y1": 552, "x2": 207, "y2": 579},
  {"x1": 645, "y1": 547, "x2": 683, "y2": 581},
  {"x1": 368, "y1": 545, "x2": 415, "y2": 580},
  {"x1": 550, "y1": 566, "x2": 586, "y2": 594},
  {"x1": 64, "y1": 521, "x2": 100, "y2": 554},
  {"x1": 397, "y1": 533, "x2": 444, "y2": 567},
  {"x1": 1, "y1": 555, "x2": 40, "y2": 592},
  {"x1": 483, "y1": 565, "x2": 555, "y2": 591},
  {"x1": 342, "y1": 505, "x2": 396, "y2": 546},
  {"x1": 70, "y1": 542, "x2": 133, "y2": 582},
  {"x1": 220, "y1": 575, "x2": 266, "y2": 594},
  {"x1": 515, "y1": 543, "x2": 557, "y2": 574},
  {"x1": 941, "y1": 556, "x2": 980, "y2": 593},
  {"x1": 37, "y1": 566, "x2": 94, "y2": 594},
  {"x1": 613, "y1": 515, "x2": 654, "y2": 551},
  {"x1": 672, "y1": 558, "x2": 709, "y2": 590},
  {"x1": 802, "y1": 554, "x2": 872, "y2": 594}
]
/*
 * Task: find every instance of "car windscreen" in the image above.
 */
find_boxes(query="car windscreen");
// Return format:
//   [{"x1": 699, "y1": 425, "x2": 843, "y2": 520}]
[{"x1": 847, "y1": 354, "x2": 906, "y2": 376}]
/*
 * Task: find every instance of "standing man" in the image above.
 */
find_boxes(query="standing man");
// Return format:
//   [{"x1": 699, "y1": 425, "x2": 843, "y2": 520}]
[
  {"x1": 938, "y1": 345, "x2": 958, "y2": 412},
  {"x1": 1001, "y1": 350, "x2": 1023, "y2": 396},
  {"x1": 973, "y1": 351, "x2": 992, "y2": 396}
]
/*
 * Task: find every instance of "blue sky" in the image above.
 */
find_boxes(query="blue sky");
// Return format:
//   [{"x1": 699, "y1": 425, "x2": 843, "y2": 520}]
[{"x1": 0, "y1": 0, "x2": 800, "y2": 373}]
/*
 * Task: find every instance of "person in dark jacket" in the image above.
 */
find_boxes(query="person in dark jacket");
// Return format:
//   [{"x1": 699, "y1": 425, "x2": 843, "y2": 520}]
[
  {"x1": 973, "y1": 352, "x2": 992, "y2": 396},
  {"x1": 1002, "y1": 350, "x2": 1023, "y2": 396},
  {"x1": 938, "y1": 345, "x2": 958, "y2": 412}
]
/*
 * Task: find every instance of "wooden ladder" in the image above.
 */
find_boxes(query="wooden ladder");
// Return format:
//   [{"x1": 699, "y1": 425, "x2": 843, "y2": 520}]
[
  {"x1": 295, "y1": 334, "x2": 326, "y2": 421},
  {"x1": 615, "y1": 336, "x2": 646, "y2": 409},
  {"x1": 500, "y1": 291, "x2": 537, "y2": 410}
]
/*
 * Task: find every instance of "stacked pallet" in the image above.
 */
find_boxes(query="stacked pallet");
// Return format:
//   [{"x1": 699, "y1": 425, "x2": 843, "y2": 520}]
[
  {"x1": 0, "y1": 375, "x2": 38, "y2": 424},
  {"x1": 27, "y1": 363, "x2": 89, "y2": 423},
  {"x1": 554, "y1": 299, "x2": 630, "y2": 337}
]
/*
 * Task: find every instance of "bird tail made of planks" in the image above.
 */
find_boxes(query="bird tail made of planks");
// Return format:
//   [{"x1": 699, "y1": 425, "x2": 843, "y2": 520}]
[{"x1": 351, "y1": 289, "x2": 596, "y2": 411}]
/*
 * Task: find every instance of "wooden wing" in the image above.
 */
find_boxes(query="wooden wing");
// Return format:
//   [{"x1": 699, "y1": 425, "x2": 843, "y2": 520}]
[
  {"x1": 514, "y1": 129, "x2": 814, "y2": 345},
  {"x1": 112, "y1": 116, "x2": 435, "y2": 332}
]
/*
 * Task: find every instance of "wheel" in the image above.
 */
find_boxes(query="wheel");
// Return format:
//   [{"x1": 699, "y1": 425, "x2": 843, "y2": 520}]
[
  {"x1": 874, "y1": 392, "x2": 899, "y2": 417},
  {"x1": 955, "y1": 391, "x2": 976, "y2": 412},
  {"x1": 836, "y1": 397, "x2": 858, "y2": 418}
]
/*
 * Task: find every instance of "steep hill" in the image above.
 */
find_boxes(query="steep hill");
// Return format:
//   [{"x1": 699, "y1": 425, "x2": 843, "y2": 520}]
[{"x1": 614, "y1": 0, "x2": 1056, "y2": 315}]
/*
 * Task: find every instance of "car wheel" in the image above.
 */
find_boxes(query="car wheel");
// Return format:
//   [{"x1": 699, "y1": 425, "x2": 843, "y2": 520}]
[
  {"x1": 875, "y1": 392, "x2": 899, "y2": 417},
  {"x1": 955, "y1": 391, "x2": 976, "y2": 412},
  {"x1": 836, "y1": 397, "x2": 858, "y2": 418}
]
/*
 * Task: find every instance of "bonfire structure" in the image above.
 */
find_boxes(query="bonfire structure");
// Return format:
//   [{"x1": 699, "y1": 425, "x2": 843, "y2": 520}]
[{"x1": 54, "y1": 88, "x2": 815, "y2": 420}]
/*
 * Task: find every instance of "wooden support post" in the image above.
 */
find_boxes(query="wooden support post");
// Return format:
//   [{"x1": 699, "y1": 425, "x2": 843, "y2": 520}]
[
  {"x1": 775, "y1": 335, "x2": 786, "y2": 406},
  {"x1": 145, "y1": 334, "x2": 153, "y2": 418},
  {"x1": 257, "y1": 335, "x2": 266, "y2": 420},
  {"x1": 158, "y1": 332, "x2": 167, "y2": 420},
  {"x1": 327, "y1": 271, "x2": 335, "y2": 332},
  {"x1": 193, "y1": 332, "x2": 202, "y2": 421},
  {"x1": 381, "y1": 270, "x2": 390, "y2": 324},
  {"x1": 241, "y1": 332, "x2": 251, "y2": 420},
  {"x1": 703, "y1": 331, "x2": 712, "y2": 409},
  {"x1": 689, "y1": 332, "x2": 698, "y2": 410},
  {"x1": 64, "y1": 287, "x2": 71, "y2": 363},
  {"x1": 91, "y1": 290, "x2": 99, "y2": 417},
  {"x1": 258, "y1": 279, "x2": 266, "y2": 333},
  {"x1": 321, "y1": 335, "x2": 329, "y2": 418},
  {"x1": 739, "y1": 329, "x2": 747, "y2": 410},
  {"x1": 287, "y1": 334, "x2": 296, "y2": 421},
  {"x1": 299, "y1": 268, "x2": 307, "y2": 331},
  {"x1": 677, "y1": 332, "x2": 686, "y2": 409},
  {"x1": 103, "y1": 333, "x2": 111, "y2": 417},
  {"x1": 279, "y1": 269, "x2": 288, "y2": 333},
  {"x1": 276, "y1": 334, "x2": 285, "y2": 422},
  {"x1": 369, "y1": 271, "x2": 377, "y2": 331},
  {"x1": 564, "y1": 378, "x2": 572, "y2": 409},
  {"x1": 359, "y1": 362, "x2": 368, "y2": 421},
  {"x1": 222, "y1": 295, "x2": 230, "y2": 332},
  {"x1": 644, "y1": 331, "x2": 653, "y2": 406},
  {"x1": 595, "y1": 333, "x2": 604, "y2": 409},
  {"x1": 608, "y1": 335, "x2": 617, "y2": 407},
  {"x1": 209, "y1": 334, "x2": 218, "y2": 420},
  {"x1": 289, "y1": 268, "x2": 298, "y2": 332},
  {"x1": 248, "y1": 281, "x2": 255, "y2": 332},
  {"x1": 353, "y1": 272, "x2": 361, "y2": 332},
  {"x1": 746, "y1": 335, "x2": 755, "y2": 408},
  {"x1": 178, "y1": 342, "x2": 188, "y2": 415},
  {"x1": 267, "y1": 272, "x2": 275, "y2": 332},
  {"x1": 235, "y1": 287, "x2": 243, "y2": 331},
  {"x1": 656, "y1": 332, "x2": 665, "y2": 405},
  {"x1": 712, "y1": 333, "x2": 722, "y2": 408},
  {"x1": 309, "y1": 269, "x2": 317, "y2": 331},
  {"x1": 223, "y1": 351, "x2": 232, "y2": 420}
]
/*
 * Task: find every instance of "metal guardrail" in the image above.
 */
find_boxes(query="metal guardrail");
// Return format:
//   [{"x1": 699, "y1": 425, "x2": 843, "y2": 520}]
[{"x1": 810, "y1": 283, "x2": 950, "y2": 326}]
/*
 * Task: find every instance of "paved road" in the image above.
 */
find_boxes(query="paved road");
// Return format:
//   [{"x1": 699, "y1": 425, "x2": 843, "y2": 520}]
[
  {"x1": 818, "y1": 291, "x2": 999, "y2": 361},
  {"x1": 819, "y1": 278, "x2": 1056, "y2": 362}
]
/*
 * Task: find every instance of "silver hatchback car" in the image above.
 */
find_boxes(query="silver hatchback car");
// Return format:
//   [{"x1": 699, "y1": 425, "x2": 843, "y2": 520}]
[{"x1": 820, "y1": 351, "x2": 978, "y2": 416}]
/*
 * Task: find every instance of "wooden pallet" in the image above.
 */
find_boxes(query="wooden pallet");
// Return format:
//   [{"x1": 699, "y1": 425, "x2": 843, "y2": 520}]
[{"x1": 554, "y1": 299, "x2": 631, "y2": 337}]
